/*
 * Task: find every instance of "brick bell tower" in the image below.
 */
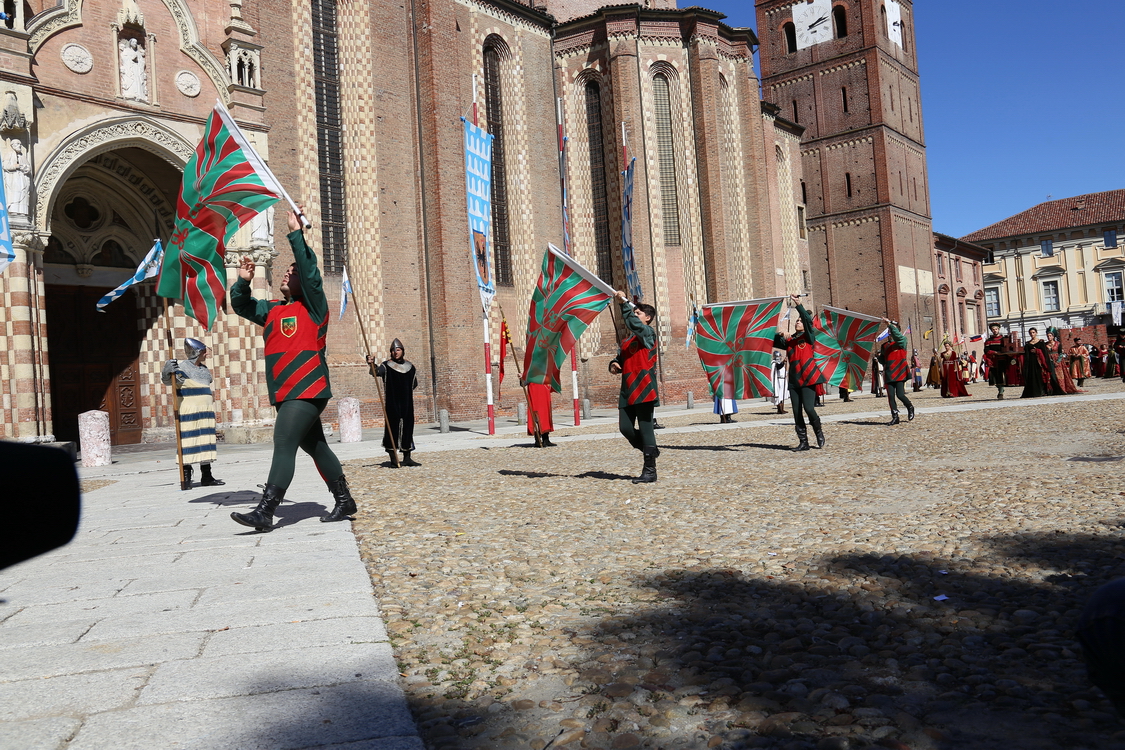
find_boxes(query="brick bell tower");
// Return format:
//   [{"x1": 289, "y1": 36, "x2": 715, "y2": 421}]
[{"x1": 756, "y1": 0, "x2": 935, "y2": 329}]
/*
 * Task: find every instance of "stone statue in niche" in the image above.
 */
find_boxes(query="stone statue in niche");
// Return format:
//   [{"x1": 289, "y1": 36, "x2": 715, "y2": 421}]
[
  {"x1": 3, "y1": 138, "x2": 31, "y2": 216},
  {"x1": 119, "y1": 38, "x2": 147, "y2": 102},
  {"x1": 250, "y1": 205, "x2": 274, "y2": 246}
]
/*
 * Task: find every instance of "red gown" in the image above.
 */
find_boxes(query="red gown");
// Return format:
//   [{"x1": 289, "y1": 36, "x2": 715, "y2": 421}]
[
  {"x1": 526, "y1": 382, "x2": 555, "y2": 435},
  {"x1": 940, "y1": 351, "x2": 970, "y2": 397}
]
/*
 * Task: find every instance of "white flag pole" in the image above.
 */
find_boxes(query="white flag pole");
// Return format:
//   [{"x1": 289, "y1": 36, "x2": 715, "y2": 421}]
[{"x1": 213, "y1": 101, "x2": 312, "y2": 229}]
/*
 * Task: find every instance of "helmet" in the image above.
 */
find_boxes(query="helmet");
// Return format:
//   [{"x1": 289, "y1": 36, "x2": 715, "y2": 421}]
[{"x1": 184, "y1": 338, "x2": 207, "y2": 363}]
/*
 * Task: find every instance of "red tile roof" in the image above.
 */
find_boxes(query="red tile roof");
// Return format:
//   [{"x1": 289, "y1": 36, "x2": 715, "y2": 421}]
[{"x1": 961, "y1": 189, "x2": 1125, "y2": 243}]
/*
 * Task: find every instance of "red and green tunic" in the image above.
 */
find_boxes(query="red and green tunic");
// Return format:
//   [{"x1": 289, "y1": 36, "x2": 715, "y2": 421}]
[
  {"x1": 612, "y1": 302, "x2": 659, "y2": 407},
  {"x1": 786, "y1": 304, "x2": 827, "y2": 388},
  {"x1": 880, "y1": 323, "x2": 910, "y2": 383},
  {"x1": 231, "y1": 230, "x2": 332, "y2": 405}
]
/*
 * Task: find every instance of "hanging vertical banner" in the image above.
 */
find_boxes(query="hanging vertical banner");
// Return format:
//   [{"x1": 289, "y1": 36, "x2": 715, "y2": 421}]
[
  {"x1": 463, "y1": 118, "x2": 496, "y2": 313},
  {"x1": 621, "y1": 157, "x2": 642, "y2": 301},
  {"x1": 0, "y1": 172, "x2": 13, "y2": 275}
]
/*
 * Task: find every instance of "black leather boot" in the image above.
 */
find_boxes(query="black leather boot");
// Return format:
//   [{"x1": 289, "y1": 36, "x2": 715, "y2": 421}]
[
  {"x1": 200, "y1": 463, "x2": 224, "y2": 486},
  {"x1": 813, "y1": 424, "x2": 827, "y2": 449},
  {"x1": 540, "y1": 434, "x2": 556, "y2": 447},
  {"x1": 888, "y1": 410, "x2": 900, "y2": 426},
  {"x1": 907, "y1": 404, "x2": 915, "y2": 421},
  {"x1": 322, "y1": 475, "x2": 358, "y2": 522},
  {"x1": 791, "y1": 426, "x2": 810, "y2": 452},
  {"x1": 401, "y1": 451, "x2": 421, "y2": 466},
  {"x1": 231, "y1": 485, "x2": 284, "y2": 532},
  {"x1": 632, "y1": 447, "x2": 658, "y2": 483},
  {"x1": 181, "y1": 464, "x2": 193, "y2": 491}
]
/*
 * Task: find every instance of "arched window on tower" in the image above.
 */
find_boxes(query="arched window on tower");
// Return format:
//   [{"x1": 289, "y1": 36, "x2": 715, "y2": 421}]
[
  {"x1": 783, "y1": 22, "x2": 797, "y2": 54},
  {"x1": 583, "y1": 81, "x2": 613, "y2": 283},
  {"x1": 652, "y1": 73, "x2": 681, "y2": 247},
  {"x1": 832, "y1": 6, "x2": 847, "y2": 38},
  {"x1": 483, "y1": 42, "x2": 513, "y2": 286},
  {"x1": 312, "y1": 0, "x2": 346, "y2": 273},
  {"x1": 880, "y1": 4, "x2": 888, "y2": 36}
]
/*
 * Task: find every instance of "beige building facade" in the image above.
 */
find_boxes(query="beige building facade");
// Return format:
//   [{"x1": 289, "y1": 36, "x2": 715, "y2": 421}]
[{"x1": 962, "y1": 190, "x2": 1125, "y2": 338}]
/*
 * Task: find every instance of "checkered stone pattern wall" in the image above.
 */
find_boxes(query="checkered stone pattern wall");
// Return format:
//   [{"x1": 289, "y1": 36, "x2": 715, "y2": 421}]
[
  {"x1": 775, "y1": 137, "x2": 802, "y2": 295},
  {"x1": 719, "y1": 72, "x2": 753, "y2": 299},
  {"x1": 0, "y1": 239, "x2": 51, "y2": 441}
]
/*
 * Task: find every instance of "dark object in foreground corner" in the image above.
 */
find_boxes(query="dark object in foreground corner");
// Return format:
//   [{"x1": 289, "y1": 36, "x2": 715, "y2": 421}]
[
  {"x1": 0, "y1": 441, "x2": 81, "y2": 571},
  {"x1": 1078, "y1": 577, "x2": 1125, "y2": 717}
]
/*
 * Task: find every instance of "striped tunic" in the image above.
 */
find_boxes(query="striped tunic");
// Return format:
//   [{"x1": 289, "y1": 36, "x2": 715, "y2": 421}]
[{"x1": 175, "y1": 378, "x2": 217, "y2": 463}]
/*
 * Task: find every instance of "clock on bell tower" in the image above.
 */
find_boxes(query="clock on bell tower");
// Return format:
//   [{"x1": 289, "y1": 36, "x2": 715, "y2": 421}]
[{"x1": 756, "y1": 0, "x2": 935, "y2": 330}]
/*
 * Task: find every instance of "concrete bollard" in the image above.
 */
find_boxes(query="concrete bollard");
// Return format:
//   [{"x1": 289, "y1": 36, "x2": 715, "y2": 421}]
[
  {"x1": 581, "y1": 398, "x2": 591, "y2": 420},
  {"x1": 686, "y1": 391, "x2": 694, "y2": 409},
  {"x1": 438, "y1": 409, "x2": 450, "y2": 434},
  {"x1": 78, "y1": 410, "x2": 111, "y2": 468},
  {"x1": 338, "y1": 397, "x2": 362, "y2": 443},
  {"x1": 516, "y1": 402, "x2": 527, "y2": 426}
]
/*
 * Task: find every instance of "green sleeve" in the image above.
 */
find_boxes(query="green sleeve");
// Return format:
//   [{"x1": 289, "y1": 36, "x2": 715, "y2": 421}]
[
  {"x1": 230, "y1": 277, "x2": 272, "y2": 326},
  {"x1": 796, "y1": 303, "x2": 816, "y2": 334},
  {"x1": 621, "y1": 301, "x2": 656, "y2": 349},
  {"x1": 890, "y1": 323, "x2": 907, "y2": 348},
  {"x1": 288, "y1": 229, "x2": 328, "y2": 324}
]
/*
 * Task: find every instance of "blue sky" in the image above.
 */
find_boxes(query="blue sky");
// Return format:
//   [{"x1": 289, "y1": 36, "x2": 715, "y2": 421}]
[{"x1": 702, "y1": 0, "x2": 1125, "y2": 237}]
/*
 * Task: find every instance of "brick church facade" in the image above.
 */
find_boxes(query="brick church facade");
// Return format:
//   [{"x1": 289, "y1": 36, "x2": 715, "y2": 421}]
[{"x1": 0, "y1": 0, "x2": 819, "y2": 445}]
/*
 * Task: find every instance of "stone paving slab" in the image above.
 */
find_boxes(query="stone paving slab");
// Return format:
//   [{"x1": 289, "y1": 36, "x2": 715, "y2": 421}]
[
  {"x1": 0, "y1": 668, "x2": 149, "y2": 722},
  {"x1": 66, "y1": 683, "x2": 418, "y2": 750},
  {"x1": 203, "y1": 616, "x2": 389, "y2": 657},
  {"x1": 0, "y1": 717, "x2": 82, "y2": 750},
  {"x1": 1, "y1": 632, "x2": 207, "y2": 682}
]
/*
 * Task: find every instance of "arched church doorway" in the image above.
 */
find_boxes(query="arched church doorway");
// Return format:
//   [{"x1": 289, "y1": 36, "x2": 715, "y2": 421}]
[{"x1": 43, "y1": 147, "x2": 180, "y2": 445}]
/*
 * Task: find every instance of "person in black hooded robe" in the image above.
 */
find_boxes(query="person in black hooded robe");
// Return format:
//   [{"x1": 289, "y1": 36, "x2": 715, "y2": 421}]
[{"x1": 367, "y1": 338, "x2": 420, "y2": 467}]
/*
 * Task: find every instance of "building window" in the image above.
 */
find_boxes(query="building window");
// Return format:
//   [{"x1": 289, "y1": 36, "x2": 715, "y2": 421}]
[
  {"x1": 958, "y1": 301, "x2": 967, "y2": 334},
  {"x1": 1042, "y1": 280, "x2": 1060, "y2": 312},
  {"x1": 1107, "y1": 271, "x2": 1124, "y2": 303},
  {"x1": 800, "y1": 180, "x2": 807, "y2": 204},
  {"x1": 584, "y1": 81, "x2": 613, "y2": 283},
  {"x1": 797, "y1": 205, "x2": 806, "y2": 239},
  {"x1": 955, "y1": 258, "x2": 962, "y2": 282},
  {"x1": 802, "y1": 269, "x2": 810, "y2": 290},
  {"x1": 985, "y1": 287, "x2": 1001, "y2": 317},
  {"x1": 484, "y1": 43, "x2": 513, "y2": 285},
  {"x1": 1040, "y1": 239, "x2": 1054, "y2": 257},
  {"x1": 791, "y1": 99, "x2": 799, "y2": 124},
  {"x1": 845, "y1": 172, "x2": 852, "y2": 198},
  {"x1": 311, "y1": 0, "x2": 346, "y2": 274},
  {"x1": 783, "y1": 22, "x2": 797, "y2": 54},
  {"x1": 841, "y1": 87, "x2": 848, "y2": 113},
  {"x1": 940, "y1": 299, "x2": 949, "y2": 333},
  {"x1": 880, "y1": 4, "x2": 888, "y2": 36},
  {"x1": 936, "y1": 253, "x2": 945, "y2": 277},
  {"x1": 973, "y1": 263, "x2": 980, "y2": 284},
  {"x1": 833, "y1": 5, "x2": 847, "y2": 38},
  {"x1": 1106, "y1": 229, "x2": 1118, "y2": 248},
  {"x1": 652, "y1": 73, "x2": 681, "y2": 247}
]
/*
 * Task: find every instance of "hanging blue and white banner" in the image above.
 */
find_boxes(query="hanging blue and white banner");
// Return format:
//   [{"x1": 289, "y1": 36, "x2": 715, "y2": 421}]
[
  {"x1": 621, "y1": 157, "x2": 642, "y2": 302},
  {"x1": 0, "y1": 172, "x2": 12, "y2": 275},
  {"x1": 339, "y1": 265, "x2": 352, "y2": 320},
  {"x1": 96, "y1": 240, "x2": 163, "y2": 311},
  {"x1": 463, "y1": 118, "x2": 496, "y2": 313}
]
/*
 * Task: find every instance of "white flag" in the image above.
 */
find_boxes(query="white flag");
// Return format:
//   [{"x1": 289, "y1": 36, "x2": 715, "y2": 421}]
[
  {"x1": 96, "y1": 241, "x2": 163, "y2": 311},
  {"x1": 339, "y1": 266, "x2": 352, "y2": 320}
]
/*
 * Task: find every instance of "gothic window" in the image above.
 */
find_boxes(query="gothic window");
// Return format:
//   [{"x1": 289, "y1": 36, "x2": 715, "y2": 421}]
[
  {"x1": 783, "y1": 22, "x2": 797, "y2": 54},
  {"x1": 312, "y1": 0, "x2": 347, "y2": 273},
  {"x1": 800, "y1": 181, "x2": 807, "y2": 204},
  {"x1": 652, "y1": 73, "x2": 681, "y2": 247},
  {"x1": 91, "y1": 240, "x2": 134, "y2": 269},
  {"x1": 583, "y1": 81, "x2": 613, "y2": 283},
  {"x1": 484, "y1": 43, "x2": 512, "y2": 286},
  {"x1": 841, "y1": 87, "x2": 848, "y2": 113},
  {"x1": 832, "y1": 6, "x2": 847, "y2": 38},
  {"x1": 880, "y1": 5, "x2": 888, "y2": 36},
  {"x1": 791, "y1": 99, "x2": 799, "y2": 124},
  {"x1": 845, "y1": 172, "x2": 852, "y2": 198}
]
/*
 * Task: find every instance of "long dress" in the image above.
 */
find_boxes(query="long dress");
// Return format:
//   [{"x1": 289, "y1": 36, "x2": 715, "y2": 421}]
[
  {"x1": 1069, "y1": 345, "x2": 1091, "y2": 381},
  {"x1": 1021, "y1": 340, "x2": 1057, "y2": 398},
  {"x1": 1049, "y1": 341, "x2": 1079, "y2": 394},
  {"x1": 939, "y1": 351, "x2": 970, "y2": 397},
  {"x1": 527, "y1": 382, "x2": 555, "y2": 436},
  {"x1": 1092, "y1": 347, "x2": 1106, "y2": 377},
  {"x1": 926, "y1": 355, "x2": 941, "y2": 388}
]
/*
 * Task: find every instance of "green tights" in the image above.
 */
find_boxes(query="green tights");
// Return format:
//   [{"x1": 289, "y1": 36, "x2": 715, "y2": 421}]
[
  {"x1": 619, "y1": 402, "x2": 657, "y2": 451},
  {"x1": 788, "y1": 384, "x2": 822, "y2": 430},
  {"x1": 266, "y1": 398, "x2": 344, "y2": 490}
]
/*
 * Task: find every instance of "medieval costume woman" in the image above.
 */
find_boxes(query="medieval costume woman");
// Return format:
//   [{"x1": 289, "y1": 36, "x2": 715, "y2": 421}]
[
  {"x1": 926, "y1": 350, "x2": 941, "y2": 388},
  {"x1": 939, "y1": 342, "x2": 970, "y2": 398},
  {"x1": 1069, "y1": 339, "x2": 1091, "y2": 387},
  {"x1": 1021, "y1": 328, "x2": 1059, "y2": 398},
  {"x1": 1046, "y1": 331, "x2": 1079, "y2": 394}
]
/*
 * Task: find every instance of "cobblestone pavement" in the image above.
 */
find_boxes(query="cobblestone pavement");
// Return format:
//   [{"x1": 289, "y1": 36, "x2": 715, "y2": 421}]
[{"x1": 350, "y1": 378, "x2": 1125, "y2": 750}]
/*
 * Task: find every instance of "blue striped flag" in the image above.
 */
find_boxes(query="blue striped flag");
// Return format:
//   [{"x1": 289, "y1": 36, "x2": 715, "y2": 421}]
[
  {"x1": 339, "y1": 265, "x2": 352, "y2": 320},
  {"x1": 0, "y1": 169, "x2": 13, "y2": 275},
  {"x1": 876, "y1": 327, "x2": 890, "y2": 342},
  {"x1": 97, "y1": 240, "x2": 163, "y2": 311}
]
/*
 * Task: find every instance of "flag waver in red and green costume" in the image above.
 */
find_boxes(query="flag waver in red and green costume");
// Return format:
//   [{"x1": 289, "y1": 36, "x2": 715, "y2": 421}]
[
  {"x1": 157, "y1": 102, "x2": 283, "y2": 329},
  {"x1": 524, "y1": 244, "x2": 615, "y2": 393},
  {"x1": 782, "y1": 300, "x2": 828, "y2": 452},
  {"x1": 610, "y1": 293, "x2": 661, "y2": 483},
  {"x1": 695, "y1": 298, "x2": 784, "y2": 400}
]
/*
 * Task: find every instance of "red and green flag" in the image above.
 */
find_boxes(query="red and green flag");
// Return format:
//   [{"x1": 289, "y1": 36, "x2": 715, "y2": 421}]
[
  {"x1": 694, "y1": 298, "x2": 784, "y2": 399},
  {"x1": 157, "y1": 102, "x2": 288, "y2": 329},
  {"x1": 811, "y1": 305, "x2": 883, "y2": 389},
  {"x1": 524, "y1": 244, "x2": 614, "y2": 393}
]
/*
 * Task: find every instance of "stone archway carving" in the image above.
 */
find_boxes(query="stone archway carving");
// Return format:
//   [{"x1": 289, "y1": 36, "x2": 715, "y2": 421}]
[
  {"x1": 28, "y1": 0, "x2": 231, "y2": 102},
  {"x1": 34, "y1": 117, "x2": 193, "y2": 233}
]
